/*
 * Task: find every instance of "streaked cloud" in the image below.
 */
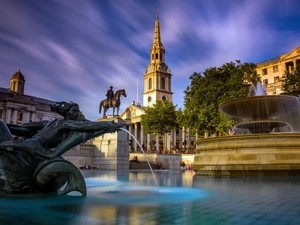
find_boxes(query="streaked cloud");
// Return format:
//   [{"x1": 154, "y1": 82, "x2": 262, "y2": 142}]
[{"x1": 0, "y1": 0, "x2": 300, "y2": 120}]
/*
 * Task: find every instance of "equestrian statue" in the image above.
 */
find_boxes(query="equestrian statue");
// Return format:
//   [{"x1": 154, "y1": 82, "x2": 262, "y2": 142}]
[{"x1": 99, "y1": 87, "x2": 127, "y2": 118}]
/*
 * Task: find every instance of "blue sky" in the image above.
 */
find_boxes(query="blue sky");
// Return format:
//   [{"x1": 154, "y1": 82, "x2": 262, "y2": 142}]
[{"x1": 1, "y1": 0, "x2": 300, "y2": 120}]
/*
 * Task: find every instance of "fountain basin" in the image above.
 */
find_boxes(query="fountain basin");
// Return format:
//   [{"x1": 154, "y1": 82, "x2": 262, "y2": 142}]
[
  {"x1": 220, "y1": 95, "x2": 300, "y2": 119},
  {"x1": 234, "y1": 120, "x2": 289, "y2": 133},
  {"x1": 193, "y1": 133, "x2": 300, "y2": 177}
]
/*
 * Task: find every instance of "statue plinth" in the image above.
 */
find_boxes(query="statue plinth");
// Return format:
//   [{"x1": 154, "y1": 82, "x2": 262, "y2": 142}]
[{"x1": 93, "y1": 117, "x2": 129, "y2": 170}]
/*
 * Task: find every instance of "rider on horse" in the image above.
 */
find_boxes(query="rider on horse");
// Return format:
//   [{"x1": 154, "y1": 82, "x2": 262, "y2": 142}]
[{"x1": 106, "y1": 86, "x2": 114, "y2": 107}]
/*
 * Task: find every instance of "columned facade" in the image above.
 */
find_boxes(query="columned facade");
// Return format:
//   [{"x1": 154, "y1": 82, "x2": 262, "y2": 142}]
[
  {"x1": 256, "y1": 46, "x2": 300, "y2": 95},
  {"x1": 0, "y1": 69, "x2": 62, "y2": 125}
]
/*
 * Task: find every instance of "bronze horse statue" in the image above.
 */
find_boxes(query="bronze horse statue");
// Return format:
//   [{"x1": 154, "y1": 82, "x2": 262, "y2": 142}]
[{"x1": 99, "y1": 89, "x2": 127, "y2": 118}]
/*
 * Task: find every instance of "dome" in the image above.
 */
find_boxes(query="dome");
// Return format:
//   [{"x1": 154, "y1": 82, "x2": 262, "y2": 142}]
[{"x1": 11, "y1": 69, "x2": 25, "y2": 81}]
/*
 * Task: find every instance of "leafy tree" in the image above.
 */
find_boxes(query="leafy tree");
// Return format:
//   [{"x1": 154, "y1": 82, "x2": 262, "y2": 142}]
[
  {"x1": 282, "y1": 65, "x2": 300, "y2": 96},
  {"x1": 183, "y1": 60, "x2": 260, "y2": 136},
  {"x1": 141, "y1": 100, "x2": 179, "y2": 153},
  {"x1": 77, "y1": 111, "x2": 86, "y2": 121}
]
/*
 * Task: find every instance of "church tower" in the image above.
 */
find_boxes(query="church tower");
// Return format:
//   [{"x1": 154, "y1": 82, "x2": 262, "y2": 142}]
[{"x1": 143, "y1": 12, "x2": 173, "y2": 107}]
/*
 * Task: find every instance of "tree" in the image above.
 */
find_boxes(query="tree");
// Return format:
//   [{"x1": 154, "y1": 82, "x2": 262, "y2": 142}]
[
  {"x1": 183, "y1": 61, "x2": 260, "y2": 136},
  {"x1": 282, "y1": 65, "x2": 300, "y2": 96},
  {"x1": 77, "y1": 111, "x2": 86, "y2": 121},
  {"x1": 141, "y1": 100, "x2": 179, "y2": 153}
]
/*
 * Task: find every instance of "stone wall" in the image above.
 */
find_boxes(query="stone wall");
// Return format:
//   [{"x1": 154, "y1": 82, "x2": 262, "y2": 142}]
[{"x1": 129, "y1": 153, "x2": 195, "y2": 170}]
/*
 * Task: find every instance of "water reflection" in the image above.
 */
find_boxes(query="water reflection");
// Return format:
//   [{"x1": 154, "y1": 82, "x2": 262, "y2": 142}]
[{"x1": 2, "y1": 171, "x2": 300, "y2": 225}]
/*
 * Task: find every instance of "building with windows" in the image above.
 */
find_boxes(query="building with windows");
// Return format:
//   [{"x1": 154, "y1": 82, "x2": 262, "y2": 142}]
[
  {"x1": 256, "y1": 46, "x2": 300, "y2": 95},
  {"x1": 0, "y1": 69, "x2": 61, "y2": 125}
]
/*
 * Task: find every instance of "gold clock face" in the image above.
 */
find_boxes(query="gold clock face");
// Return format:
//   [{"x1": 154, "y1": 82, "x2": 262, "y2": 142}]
[
  {"x1": 148, "y1": 96, "x2": 152, "y2": 102},
  {"x1": 162, "y1": 96, "x2": 167, "y2": 101},
  {"x1": 148, "y1": 65, "x2": 153, "y2": 72}
]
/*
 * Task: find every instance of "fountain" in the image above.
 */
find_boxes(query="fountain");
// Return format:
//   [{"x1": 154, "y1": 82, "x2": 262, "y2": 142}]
[
  {"x1": 193, "y1": 83, "x2": 300, "y2": 177},
  {"x1": 2, "y1": 98, "x2": 300, "y2": 223}
]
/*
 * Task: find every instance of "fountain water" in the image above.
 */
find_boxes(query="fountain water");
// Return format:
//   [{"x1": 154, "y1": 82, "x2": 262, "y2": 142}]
[
  {"x1": 119, "y1": 127, "x2": 158, "y2": 186},
  {"x1": 221, "y1": 82, "x2": 300, "y2": 134},
  {"x1": 193, "y1": 83, "x2": 300, "y2": 177}
]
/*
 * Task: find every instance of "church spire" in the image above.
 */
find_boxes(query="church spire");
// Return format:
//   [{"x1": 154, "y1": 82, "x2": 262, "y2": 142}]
[
  {"x1": 153, "y1": 11, "x2": 163, "y2": 50},
  {"x1": 150, "y1": 11, "x2": 165, "y2": 65}
]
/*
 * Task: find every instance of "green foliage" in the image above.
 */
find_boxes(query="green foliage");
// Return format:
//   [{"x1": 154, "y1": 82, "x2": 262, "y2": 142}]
[
  {"x1": 77, "y1": 111, "x2": 86, "y2": 122},
  {"x1": 141, "y1": 100, "x2": 179, "y2": 136},
  {"x1": 183, "y1": 60, "x2": 260, "y2": 135},
  {"x1": 282, "y1": 65, "x2": 300, "y2": 96}
]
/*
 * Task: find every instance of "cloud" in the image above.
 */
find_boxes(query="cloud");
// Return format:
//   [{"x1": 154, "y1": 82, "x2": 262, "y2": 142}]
[{"x1": 1, "y1": 0, "x2": 300, "y2": 120}]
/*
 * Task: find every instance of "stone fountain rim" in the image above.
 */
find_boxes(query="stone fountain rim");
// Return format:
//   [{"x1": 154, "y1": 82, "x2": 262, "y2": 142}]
[
  {"x1": 196, "y1": 132, "x2": 300, "y2": 143},
  {"x1": 219, "y1": 95, "x2": 300, "y2": 117}
]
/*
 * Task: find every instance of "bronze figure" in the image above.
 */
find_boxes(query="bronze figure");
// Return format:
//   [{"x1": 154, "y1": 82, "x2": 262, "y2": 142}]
[
  {"x1": 99, "y1": 89, "x2": 127, "y2": 118},
  {"x1": 0, "y1": 101, "x2": 123, "y2": 196}
]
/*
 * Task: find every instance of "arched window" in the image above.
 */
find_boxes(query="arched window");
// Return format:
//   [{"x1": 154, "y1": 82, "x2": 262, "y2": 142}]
[
  {"x1": 149, "y1": 78, "x2": 152, "y2": 90},
  {"x1": 156, "y1": 53, "x2": 158, "y2": 59},
  {"x1": 161, "y1": 77, "x2": 165, "y2": 89}
]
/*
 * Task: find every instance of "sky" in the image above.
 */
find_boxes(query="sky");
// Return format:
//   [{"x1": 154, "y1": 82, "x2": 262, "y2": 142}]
[{"x1": 1, "y1": 0, "x2": 300, "y2": 121}]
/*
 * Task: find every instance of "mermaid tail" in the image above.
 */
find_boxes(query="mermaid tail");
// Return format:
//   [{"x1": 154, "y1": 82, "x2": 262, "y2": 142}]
[{"x1": 34, "y1": 158, "x2": 86, "y2": 196}]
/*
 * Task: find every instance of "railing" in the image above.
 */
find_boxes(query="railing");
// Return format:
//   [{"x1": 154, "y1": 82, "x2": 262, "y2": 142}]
[
  {"x1": 257, "y1": 57, "x2": 280, "y2": 66},
  {"x1": 80, "y1": 144, "x2": 94, "y2": 151}
]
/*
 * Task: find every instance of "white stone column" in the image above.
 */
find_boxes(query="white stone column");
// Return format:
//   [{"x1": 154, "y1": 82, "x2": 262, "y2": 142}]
[
  {"x1": 293, "y1": 60, "x2": 296, "y2": 71},
  {"x1": 134, "y1": 123, "x2": 138, "y2": 152},
  {"x1": 166, "y1": 133, "x2": 171, "y2": 152},
  {"x1": 12, "y1": 107, "x2": 18, "y2": 124},
  {"x1": 147, "y1": 134, "x2": 151, "y2": 152},
  {"x1": 182, "y1": 127, "x2": 186, "y2": 150},
  {"x1": 128, "y1": 124, "x2": 132, "y2": 138},
  {"x1": 187, "y1": 128, "x2": 191, "y2": 150},
  {"x1": 31, "y1": 110, "x2": 36, "y2": 122},
  {"x1": 173, "y1": 131, "x2": 177, "y2": 150},
  {"x1": 156, "y1": 135, "x2": 159, "y2": 153},
  {"x1": 140, "y1": 124, "x2": 144, "y2": 150},
  {"x1": 5, "y1": 106, "x2": 12, "y2": 123},
  {"x1": 24, "y1": 109, "x2": 30, "y2": 123}
]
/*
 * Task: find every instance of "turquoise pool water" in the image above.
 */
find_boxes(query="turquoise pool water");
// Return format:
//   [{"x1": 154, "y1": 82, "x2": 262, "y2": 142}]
[{"x1": 1, "y1": 170, "x2": 300, "y2": 224}]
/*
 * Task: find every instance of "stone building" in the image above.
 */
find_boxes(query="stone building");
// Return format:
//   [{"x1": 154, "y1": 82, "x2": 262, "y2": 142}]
[
  {"x1": 0, "y1": 69, "x2": 61, "y2": 125},
  {"x1": 256, "y1": 46, "x2": 300, "y2": 95},
  {"x1": 120, "y1": 13, "x2": 195, "y2": 153}
]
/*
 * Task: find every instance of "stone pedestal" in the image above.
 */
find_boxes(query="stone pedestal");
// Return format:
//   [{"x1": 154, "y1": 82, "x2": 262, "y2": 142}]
[{"x1": 92, "y1": 117, "x2": 129, "y2": 170}]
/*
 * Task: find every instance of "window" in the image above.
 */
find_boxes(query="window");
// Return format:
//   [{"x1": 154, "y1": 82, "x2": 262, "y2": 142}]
[
  {"x1": 274, "y1": 76, "x2": 280, "y2": 83},
  {"x1": 155, "y1": 53, "x2": 158, "y2": 59},
  {"x1": 263, "y1": 79, "x2": 268, "y2": 85},
  {"x1": 161, "y1": 77, "x2": 165, "y2": 89},
  {"x1": 273, "y1": 65, "x2": 278, "y2": 73},
  {"x1": 148, "y1": 78, "x2": 152, "y2": 90},
  {"x1": 262, "y1": 68, "x2": 268, "y2": 75}
]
